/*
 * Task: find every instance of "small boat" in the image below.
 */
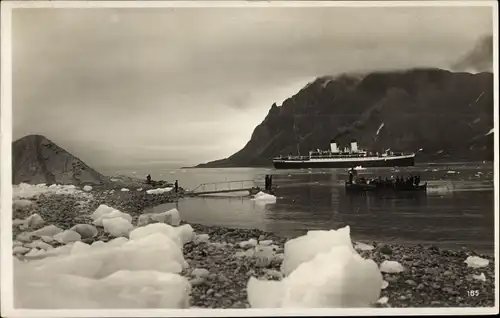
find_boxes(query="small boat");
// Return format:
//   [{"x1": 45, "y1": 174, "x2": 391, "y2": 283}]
[{"x1": 345, "y1": 181, "x2": 427, "y2": 193}]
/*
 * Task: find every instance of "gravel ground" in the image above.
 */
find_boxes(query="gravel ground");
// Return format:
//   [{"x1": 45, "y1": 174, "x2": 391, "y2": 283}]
[{"x1": 12, "y1": 189, "x2": 496, "y2": 308}]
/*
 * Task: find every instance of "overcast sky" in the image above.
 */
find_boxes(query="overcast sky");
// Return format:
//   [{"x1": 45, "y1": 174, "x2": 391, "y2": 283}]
[{"x1": 11, "y1": 5, "x2": 493, "y2": 171}]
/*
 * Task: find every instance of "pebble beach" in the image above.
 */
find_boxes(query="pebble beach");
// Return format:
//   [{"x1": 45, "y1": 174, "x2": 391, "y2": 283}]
[{"x1": 11, "y1": 184, "x2": 495, "y2": 309}]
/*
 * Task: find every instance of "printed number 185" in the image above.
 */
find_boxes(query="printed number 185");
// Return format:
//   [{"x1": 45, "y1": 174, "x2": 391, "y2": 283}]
[{"x1": 467, "y1": 290, "x2": 480, "y2": 297}]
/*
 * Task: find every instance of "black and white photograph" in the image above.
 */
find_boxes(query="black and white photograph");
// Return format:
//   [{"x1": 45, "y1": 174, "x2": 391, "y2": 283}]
[{"x1": 1, "y1": 0, "x2": 498, "y2": 316}]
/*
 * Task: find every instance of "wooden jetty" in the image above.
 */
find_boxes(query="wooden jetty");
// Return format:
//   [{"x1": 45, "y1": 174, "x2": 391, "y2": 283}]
[{"x1": 184, "y1": 179, "x2": 262, "y2": 197}]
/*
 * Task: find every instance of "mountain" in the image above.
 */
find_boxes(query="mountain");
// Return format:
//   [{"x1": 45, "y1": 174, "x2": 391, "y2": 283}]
[
  {"x1": 12, "y1": 134, "x2": 107, "y2": 185},
  {"x1": 197, "y1": 68, "x2": 494, "y2": 168},
  {"x1": 452, "y1": 35, "x2": 493, "y2": 73}
]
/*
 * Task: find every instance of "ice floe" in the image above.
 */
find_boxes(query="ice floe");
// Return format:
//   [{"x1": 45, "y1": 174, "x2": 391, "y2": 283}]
[{"x1": 251, "y1": 191, "x2": 277, "y2": 205}]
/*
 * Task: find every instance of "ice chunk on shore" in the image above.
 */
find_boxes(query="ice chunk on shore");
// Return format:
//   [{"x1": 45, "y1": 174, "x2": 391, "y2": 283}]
[
  {"x1": 251, "y1": 191, "x2": 277, "y2": 205},
  {"x1": 137, "y1": 214, "x2": 153, "y2": 227},
  {"x1": 247, "y1": 277, "x2": 284, "y2": 308},
  {"x1": 239, "y1": 238, "x2": 258, "y2": 249},
  {"x1": 354, "y1": 242, "x2": 375, "y2": 251},
  {"x1": 151, "y1": 208, "x2": 181, "y2": 226},
  {"x1": 102, "y1": 217, "x2": 134, "y2": 237},
  {"x1": 377, "y1": 296, "x2": 389, "y2": 305},
  {"x1": 472, "y1": 273, "x2": 486, "y2": 281},
  {"x1": 70, "y1": 224, "x2": 98, "y2": 239},
  {"x1": 53, "y1": 230, "x2": 82, "y2": 244},
  {"x1": 93, "y1": 209, "x2": 132, "y2": 227},
  {"x1": 99, "y1": 270, "x2": 191, "y2": 308},
  {"x1": 13, "y1": 183, "x2": 86, "y2": 199},
  {"x1": 121, "y1": 188, "x2": 130, "y2": 192},
  {"x1": 14, "y1": 219, "x2": 196, "y2": 308},
  {"x1": 107, "y1": 237, "x2": 129, "y2": 248},
  {"x1": 283, "y1": 245, "x2": 382, "y2": 307},
  {"x1": 106, "y1": 233, "x2": 186, "y2": 275},
  {"x1": 381, "y1": 280, "x2": 389, "y2": 289},
  {"x1": 193, "y1": 234, "x2": 210, "y2": 244},
  {"x1": 13, "y1": 219, "x2": 27, "y2": 226},
  {"x1": 25, "y1": 248, "x2": 46, "y2": 258},
  {"x1": 146, "y1": 187, "x2": 173, "y2": 195},
  {"x1": 175, "y1": 224, "x2": 194, "y2": 244},
  {"x1": 129, "y1": 223, "x2": 182, "y2": 247},
  {"x1": 380, "y1": 260, "x2": 404, "y2": 273},
  {"x1": 71, "y1": 241, "x2": 92, "y2": 255},
  {"x1": 13, "y1": 246, "x2": 30, "y2": 255},
  {"x1": 32, "y1": 233, "x2": 186, "y2": 279},
  {"x1": 247, "y1": 245, "x2": 382, "y2": 308},
  {"x1": 191, "y1": 268, "x2": 210, "y2": 278},
  {"x1": 40, "y1": 236, "x2": 57, "y2": 244},
  {"x1": 83, "y1": 185, "x2": 93, "y2": 192},
  {"x1": 26, "y1": 240, "x2": 53, "y2": 251},
  {"x1": 16, "y1": 232, "x2": 33, "y2": 243},
  {"x1": 281, "y1": 226, "x2": 354, "y2": 276},
  {"x1": 258, "y1": 239, "x2": 273, "y2": 246},
  {"x1": 465, "y1": 256, "x2": 489, "y2": 268},
  {"x1": 30, "y1": 224, "x2": 63, "y2": 238},
  {"x1": 24, "y1": 213, "x2": 45, "y2": 230},
  {"x1": 254, "y1": 245, "x2": 276, "y2": 268},
  {"x1": 91, "y1": 204, "x2": 116, "y2": 221},
  {"x1": 13, "y1": 199, "x2": 34, "y2": 208}
]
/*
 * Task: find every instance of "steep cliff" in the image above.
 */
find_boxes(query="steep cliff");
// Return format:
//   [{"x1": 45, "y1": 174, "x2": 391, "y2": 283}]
[
  {"x1": 198, "y1": 68, "x2": 494, "y2": 167},
  {"x1": 12, "y1": 134, "x2": 107, "y2": 185}
]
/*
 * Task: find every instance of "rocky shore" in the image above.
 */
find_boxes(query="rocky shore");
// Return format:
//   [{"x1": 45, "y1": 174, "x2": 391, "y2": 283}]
[{"x1": 12, "y1": 188, "x2": 495, "y2": 308}]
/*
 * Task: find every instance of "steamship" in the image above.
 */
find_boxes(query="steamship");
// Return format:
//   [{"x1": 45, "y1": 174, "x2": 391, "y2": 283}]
[{"x1": 272, "y1": 140, "x2": 416, "y2": 169}]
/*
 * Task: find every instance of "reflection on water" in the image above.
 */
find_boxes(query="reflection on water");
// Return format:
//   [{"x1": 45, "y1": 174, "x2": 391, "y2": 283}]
[{"x1": 143, "y1": 162, "x2": 494, "y2": 253}]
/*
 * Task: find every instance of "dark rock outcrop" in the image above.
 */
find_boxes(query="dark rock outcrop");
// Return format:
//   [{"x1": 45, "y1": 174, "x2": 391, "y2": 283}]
[
  {"x1": 12, "y1": 134, "x2": 107, "y2": 185},
  {"x1": 198, "y1": 68, "x2": 494, "y2": 167}
]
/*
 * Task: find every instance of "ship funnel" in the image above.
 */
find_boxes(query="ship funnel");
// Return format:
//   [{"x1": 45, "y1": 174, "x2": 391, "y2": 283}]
[
  {"x1": 351, "y1": 141, "x2": 358, "y2": 152},
  {"x1": 330, "y1": 142, "x2": 338, "y2": 153}
]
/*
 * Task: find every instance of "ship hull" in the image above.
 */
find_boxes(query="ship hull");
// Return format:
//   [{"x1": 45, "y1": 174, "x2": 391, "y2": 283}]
[{"x1": 272, "y1": 155, "x2": 415, "y2": 169}]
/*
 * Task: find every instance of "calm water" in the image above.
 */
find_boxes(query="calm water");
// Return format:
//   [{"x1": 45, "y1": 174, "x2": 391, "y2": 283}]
[{"x1": 134, "y1": 163, "x2": 495, "y2": 253}]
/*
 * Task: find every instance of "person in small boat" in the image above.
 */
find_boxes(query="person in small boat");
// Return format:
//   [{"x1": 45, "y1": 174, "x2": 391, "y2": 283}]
[
  {"x1": 415, "y1": 175, "x2": 421, "y2": 186},
  {"x1": 348, "y1": 170, "x2": 354, "y2": 184},
  {"x1": 265, "y1": 174, "x2": 270, "y2": 190},
  {"x1": 174, "y1": 180, "x2": 179, "y2": 193},
  {"x1": 146, "y1": 174, "x2": 152, "y2": 184}
]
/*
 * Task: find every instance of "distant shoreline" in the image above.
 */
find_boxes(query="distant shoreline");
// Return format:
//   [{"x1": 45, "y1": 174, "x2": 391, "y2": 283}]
[{"x1": 192, "y1": 159, "x2": 494, "y2": 169}]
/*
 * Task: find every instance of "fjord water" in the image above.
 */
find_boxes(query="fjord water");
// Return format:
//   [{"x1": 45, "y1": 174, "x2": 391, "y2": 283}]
[{"x1": 140, "y1": 162, "x2": 495, "y2": 254}]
